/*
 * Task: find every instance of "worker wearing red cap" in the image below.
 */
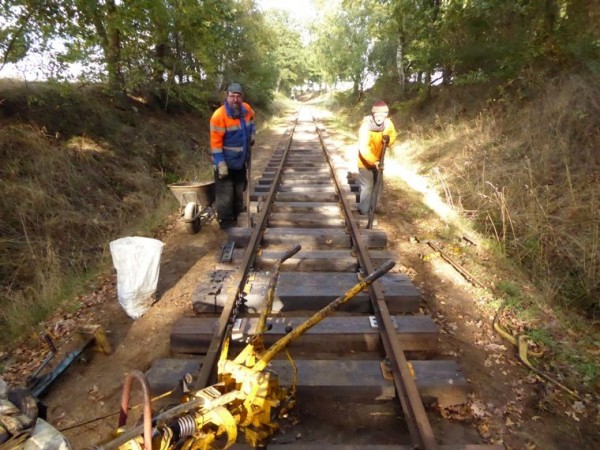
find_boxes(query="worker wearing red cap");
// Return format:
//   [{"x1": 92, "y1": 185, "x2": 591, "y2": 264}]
[
  {"x1": 357, "y1": 100, "x2": 397, "y2": 215},
  {"x1": 210, "y1": 82, "x2": 256, "y2": 230}
]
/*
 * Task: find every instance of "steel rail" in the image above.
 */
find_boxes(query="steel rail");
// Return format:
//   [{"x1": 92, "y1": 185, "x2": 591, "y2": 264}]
[
  {"x1": 93, "y1": 121, "x2": 297, "y2": 450},
  {"x1": 96, "y1": 111, "x2": 506, "y2": 450},
  {"x1": 193, "y1": 119, "x2": 297, "y2": 390},
  {"x1": 315, "y1": 120, "x2": 439, "y2": 450}
]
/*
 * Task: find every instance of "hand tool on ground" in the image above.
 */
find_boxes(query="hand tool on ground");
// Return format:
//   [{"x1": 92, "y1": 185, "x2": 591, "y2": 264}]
[
  {"x1": 493, "y1": 301, "x2": 580, "y2": 399},
  {"x1": 27, "y1": 325, "x2": 112, "y2": 399}
]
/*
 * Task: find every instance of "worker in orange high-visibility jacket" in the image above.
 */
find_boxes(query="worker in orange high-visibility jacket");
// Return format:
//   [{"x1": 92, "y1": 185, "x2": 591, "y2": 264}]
[
  {"x1": 357, "y1": 100, "x2": 397, "y2": 215},
  {"x1": 210, "y1": 83, "x2": 256, "y2": 230}
]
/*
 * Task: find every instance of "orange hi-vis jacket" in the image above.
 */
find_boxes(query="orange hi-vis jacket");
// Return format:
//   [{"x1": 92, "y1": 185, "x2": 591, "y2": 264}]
[
  {"x1": 210, "y1": 101, "x2": 255, "y2": 170},
  {"x1": 358, "y1": 116, "x2": 397, "y2": 169}
]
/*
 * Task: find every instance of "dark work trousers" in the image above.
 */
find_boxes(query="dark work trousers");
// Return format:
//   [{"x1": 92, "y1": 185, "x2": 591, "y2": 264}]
[
  {"x1": 214, "y1": 166, "x2": 247, "y2": 229},
  {"x1": 358, "y1": 167, "x2": 382, "y2": 215}
]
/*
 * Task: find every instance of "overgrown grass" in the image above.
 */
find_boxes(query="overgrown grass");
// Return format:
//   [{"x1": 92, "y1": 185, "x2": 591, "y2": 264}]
[
  {"x1": 395, "y1": 75, "x2": 600, "y2": 317},
  {"x1": 326, "y1": 76, "x2": 599, "y2": 392},
  {"x1": 0, "y1": 81, "x2": 213, "y2": 348},
  {"x1": 374, "y1": 75, "x2": 600, "y2": 393}
]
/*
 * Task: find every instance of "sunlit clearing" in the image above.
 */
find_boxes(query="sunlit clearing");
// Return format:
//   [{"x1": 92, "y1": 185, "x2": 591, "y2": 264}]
[
  {"x1": 387, "y1": 141, "x2": 458, "y2": 224},
  {"x1": 128, "y1": 94, "x2": 147, "y2": 104},
  {"x1": 66, "y1": 136, "x2": 110, "y2": 156}
]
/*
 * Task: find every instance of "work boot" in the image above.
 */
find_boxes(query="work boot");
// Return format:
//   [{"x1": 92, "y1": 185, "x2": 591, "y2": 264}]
[{"x1": 219, "y1": 219, "x2": 236, "y2": 230}]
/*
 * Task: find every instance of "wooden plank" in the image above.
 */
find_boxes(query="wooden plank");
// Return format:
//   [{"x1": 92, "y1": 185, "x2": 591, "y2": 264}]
[
  {"x1": 264, "y1": 167, "x2": 330, "y2": 174},
  {"x1": 267, "y1": 210, "x2": 343, "y2": 219},
  {"x1": 227, "y1": 227, "x2": 353, "y2": 248},
  {"x1": 192, "y1": 271, "x2": 418, "y2": 314},
  {"x1": 267, "y1": 359, "x2": 469, "y2": 407},
  {"x1": 277, "y1": 191, "x2": 338, "y2": 202},
  {"x1": 280, "y1": 174, "x2": 333, "y2": 182},
  {"x1": 241, "y1": 249, "x2": 394, "y2": 272},
  {"x1": 259, "y1": 185, "x2": 337, "y2": 193},
  {"x1": 271, "y1": 155, "x2": 324, "y2": 161},
  {"x1": 267, "y1": 160, "x2": 323, "y2": 166},
  {"x1": 282, "y1": 149, "x2": 323, "y2": 153},
  {"x1": 258, "y1": 178, "x2": 332, "y2": 185},
  {"x1": 410, "y1": 360, "x2": 471, "y2": 406},
  {"x1": 226, "y1": 227, "x2": 387, "y2": 249},
  {"x1": 251, "y1": 191, "x2": 338, "y2": 202},
  {"x1": 255, "y1": 249, "x2": 395, "y2": 261},
  {"x1": 255, "y1": 250, "x2": 358, "y2": 271},
  {"x1": 249, "y1": 200, "x2": 348, "y2": 215},
  {"x1": 265, "y1": 212, "x2": 346, "y2": 228},
  {"x1": 145, "y1": 358, "x2": 201, "y2": 394},
  {"x1": 274, "y1": 272, "x2": 420, "y2": 313},
  {"x1": 170, "y1": 315, "x2": 438, "y2": 355},
  {"x1": 147, "y1": 358, "x2": 468, "y2": 408},
  {"x1": 271, "y1": 202, "x2": 343, "y2": 213},
  {"x1": 269, "y1": 159, "x2": 326, "y2": 166},
  {"x1": 190, "y1": 269, "x2": 237, "y2": 314}
]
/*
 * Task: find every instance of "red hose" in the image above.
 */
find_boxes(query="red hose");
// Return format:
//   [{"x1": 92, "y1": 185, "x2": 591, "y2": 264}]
[{"x1": 118, "y1": 370, "x2": 153, "y2": 450}]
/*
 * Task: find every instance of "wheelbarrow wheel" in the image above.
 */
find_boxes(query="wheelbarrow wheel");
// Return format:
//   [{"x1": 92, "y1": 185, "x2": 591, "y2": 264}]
[{"x1": 183, "y1": 202, "x2": 201, "y2": 234}]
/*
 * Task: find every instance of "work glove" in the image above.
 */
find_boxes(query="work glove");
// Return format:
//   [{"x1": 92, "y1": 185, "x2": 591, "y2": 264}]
[
  {"x1": 376, "y1": 160, "x2": 384, "y2": 171},
  {"x1": 217, "y1": 161, "x2": 228, "y2": 179},
  {"x1": 382, "y1": 135, "x2": 390, "y2": 145}
]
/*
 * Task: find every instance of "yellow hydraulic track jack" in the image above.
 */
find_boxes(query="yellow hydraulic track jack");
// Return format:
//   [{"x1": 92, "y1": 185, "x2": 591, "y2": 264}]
[{"x1": 98, "y1": 251, "x2": 396, "y2": 450}]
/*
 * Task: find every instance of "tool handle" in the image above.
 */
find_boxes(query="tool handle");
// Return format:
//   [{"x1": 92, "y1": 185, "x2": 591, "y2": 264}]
[
  {"x1": 254, "y1": 245, "x2": 302, "y2": 338},
  {"x1": 367, "y1": 141, "x2": 387, "y2": 229},
  {"x1": 246, "y1": 153, "x2": 252, "y2": 226},
  {"x1": 255, "y1": 259, "x2": 395, "y2": 370},
  {"x1": 280, "y1": 244, "x2": 301, "y2": 264}
]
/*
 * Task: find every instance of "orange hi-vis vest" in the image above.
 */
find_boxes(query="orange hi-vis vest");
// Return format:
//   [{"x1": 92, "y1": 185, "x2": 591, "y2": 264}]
[
  {"x1": 358, "y1": 116, "x2": 397, "y2": 169},
  {"x1": 210, "y1": 102, "x2": 255, "y2": 170}
]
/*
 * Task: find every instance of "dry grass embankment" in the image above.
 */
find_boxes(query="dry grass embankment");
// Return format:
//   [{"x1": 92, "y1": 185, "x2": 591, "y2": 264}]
[
  {"x1": 385, "y1": 75, "x2": 600, "y2": 393},
  {"x1": 324, "y1": 74, "x2": 599, "y2": 394},
  {"x1": 402, "y1": 75, "x2": 599, "y2": 311},
  {"x1": 0, "y1": 80, "x2": 214, "y2": 346}
]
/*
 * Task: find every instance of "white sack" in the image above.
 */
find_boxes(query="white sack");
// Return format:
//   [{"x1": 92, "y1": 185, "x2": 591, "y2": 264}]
[
  {"x1": 24, "y1": 419, "x2": 72, "y2": 450},
  {"x1": 109, "y1": 236, "x2": 164, "y2": 319}
]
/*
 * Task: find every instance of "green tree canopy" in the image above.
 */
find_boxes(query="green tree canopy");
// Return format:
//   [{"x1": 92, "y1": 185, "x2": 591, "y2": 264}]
[{"x1": 1, "y1": 0, "x2": 598, "y2": 101}]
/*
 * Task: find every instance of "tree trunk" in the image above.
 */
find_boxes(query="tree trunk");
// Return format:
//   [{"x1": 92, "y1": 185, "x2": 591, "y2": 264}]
[
  {"x1": 396, "y1": 34, "x2": 406, "y2": 91},
  {"x1": 91, "y1": 0, "x2": 124, "y2": 93}
]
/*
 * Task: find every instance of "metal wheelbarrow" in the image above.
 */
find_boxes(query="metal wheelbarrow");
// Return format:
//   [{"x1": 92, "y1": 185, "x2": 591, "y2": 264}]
[{"x1": 167, "y1": 181, "x2": 215, "y2": 234}]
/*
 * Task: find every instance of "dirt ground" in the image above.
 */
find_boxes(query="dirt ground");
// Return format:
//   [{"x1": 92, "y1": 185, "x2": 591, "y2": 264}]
[{"x1": 1, "y1": 105, "x2": 598, "y2": 450}]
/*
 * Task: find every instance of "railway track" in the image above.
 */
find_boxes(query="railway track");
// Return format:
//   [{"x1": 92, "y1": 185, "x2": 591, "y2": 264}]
[{"x1": 103, "y1": 108, "x2": 501, "y2": 450}]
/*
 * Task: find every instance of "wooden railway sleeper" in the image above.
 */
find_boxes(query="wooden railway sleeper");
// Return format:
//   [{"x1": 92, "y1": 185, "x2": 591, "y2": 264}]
[
  {"x1": 122, "y1": 112, "x2": 502, "y2": 450},
  {"x1": 315, "y1": 120, "x2": 439, "y2": 450},
  {"x1": 97, "y1": 261, "x2": 396, "y2": 450}
]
